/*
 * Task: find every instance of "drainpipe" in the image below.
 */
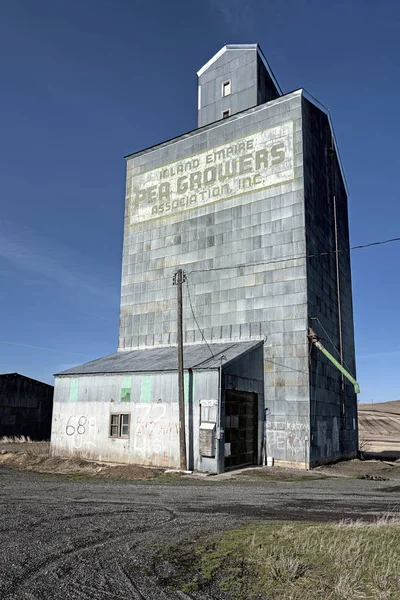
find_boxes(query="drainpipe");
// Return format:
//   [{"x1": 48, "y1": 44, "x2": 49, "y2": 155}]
[
  {"x1": 262, "y1": 407, "x2": 269, "y2": 466},
  {"x1": 309, "y1": 329, "x2": 360, "y2": 394},
  {"x1": 216, "y1": 355, "x2": 226, "y2": 474}
]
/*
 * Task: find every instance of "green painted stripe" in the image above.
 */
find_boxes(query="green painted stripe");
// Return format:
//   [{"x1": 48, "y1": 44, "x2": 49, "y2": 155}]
[
  {"x1": 69, "y1": 377, "x2": 79, "y2": 402},
  {"x1": 184, "y1": 372, "x2": 195, "y2": 403},
  {"x1": 140, "y1": 375, "x2": 152, "y2": 403},
  {"x1": 121, "y1": 376, "x2": 132, "y2": 402}
]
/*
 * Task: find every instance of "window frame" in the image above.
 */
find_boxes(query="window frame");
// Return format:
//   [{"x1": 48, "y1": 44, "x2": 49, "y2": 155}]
[
  {"x1": 221, "y1": 80, "x2": 231, "y2": 97},
  {"x1": 109, "y1": 413, "x2": 131, "y2": 439},
  {"x1": 222, "y1": 109, "x2": 231, "y2": 119}
]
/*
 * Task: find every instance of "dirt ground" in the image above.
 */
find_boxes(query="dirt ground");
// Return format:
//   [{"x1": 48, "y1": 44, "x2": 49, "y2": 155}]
[
  {"x1": 2, "y1": 440, "x2": 400, "y2": 483},
  {"x1": 1, "y1": 436, "x2": 400, "y2": 599},
  {"x1": 1, "y1": 463, "x2": 400, "y2": 600},
  {"x1": 0, "y1": 442, "x2": 175, "y2": 481}
]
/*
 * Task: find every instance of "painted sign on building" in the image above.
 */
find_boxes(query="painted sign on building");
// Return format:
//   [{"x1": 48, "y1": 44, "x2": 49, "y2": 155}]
[{"x1": 128, "y1": 120, "x2": 295, "y2": 224}]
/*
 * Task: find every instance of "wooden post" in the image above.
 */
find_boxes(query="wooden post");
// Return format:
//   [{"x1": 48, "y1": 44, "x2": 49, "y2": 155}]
[{"x1": 173, "y1": 269, "x2": 187, "y2": 470}]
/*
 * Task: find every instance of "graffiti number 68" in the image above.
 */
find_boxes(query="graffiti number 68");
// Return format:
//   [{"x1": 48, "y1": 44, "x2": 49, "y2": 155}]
[
  {"x1": 66, "y1": 416, "x2": 75, "y2": 436},
  {"x1": 66, "y1": 415, "x2": 87, "y2": 436}
]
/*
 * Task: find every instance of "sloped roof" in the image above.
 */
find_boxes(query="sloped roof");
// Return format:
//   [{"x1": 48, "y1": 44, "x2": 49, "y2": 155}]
[
  {"x1": 55, "y1": 341, "x2": 262, "y2": 376},
  {"x1": 197, "y1": 44, "x2": 282, "y2": 95},
  {"x1": 0, "y1": 372, "x2": 54, "y2": 388}
]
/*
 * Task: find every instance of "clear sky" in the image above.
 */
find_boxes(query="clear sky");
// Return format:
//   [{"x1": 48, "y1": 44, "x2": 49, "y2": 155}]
[{"x1": 0, "y1": 0, "x2": 399, "y2": 401}]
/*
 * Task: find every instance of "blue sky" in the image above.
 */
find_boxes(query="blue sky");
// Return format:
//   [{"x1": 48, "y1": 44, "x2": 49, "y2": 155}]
[{"x1": 0, "y1": 0, "x2": 399, "y2": 401}]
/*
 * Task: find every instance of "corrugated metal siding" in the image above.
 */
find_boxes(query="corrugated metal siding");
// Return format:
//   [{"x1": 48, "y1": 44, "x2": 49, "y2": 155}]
[
  {"x1": 302, "y1": 97, "x2": 358, "y2": 463},
  {"x1": 51, "y1": 370, "x2": 219, "y2": 469}
]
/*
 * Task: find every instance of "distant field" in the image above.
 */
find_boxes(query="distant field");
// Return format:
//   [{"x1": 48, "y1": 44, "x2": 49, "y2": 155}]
[{"x1": 358, "y1": 400, "x2": 400, "y2": 457}]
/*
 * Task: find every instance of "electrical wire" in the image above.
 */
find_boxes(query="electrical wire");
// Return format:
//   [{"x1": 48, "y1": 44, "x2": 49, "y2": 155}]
[
  {"x1": 187, "y1": 251, "x2": 330, "y2": 276},
  {"x1": 181, "y1": 235, "x2": 400, "y2": 371},
  {"x1": 185, "y1": 278, "x2": 215, "y2": 359},
  {"x1": 186, "y1": 235, "x2": 400, "y2": 276},
  {"x1": 351, "y1": 237, "x2": 400, "y2": 250},
  {"x1": 264, "y1": 357, "x2": 308, "y2": 375},
  {"x1": 0, "y1": 340, "x2": 92, "y2": 357},
  {"x1": 186, "y1": 276, "x2": 309, "y2": 373}
]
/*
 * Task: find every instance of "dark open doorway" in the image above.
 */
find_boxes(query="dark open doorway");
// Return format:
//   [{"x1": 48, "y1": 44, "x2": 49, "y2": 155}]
[{"x1": 224, "y1": 390, "x2": 258, "y2": 470}]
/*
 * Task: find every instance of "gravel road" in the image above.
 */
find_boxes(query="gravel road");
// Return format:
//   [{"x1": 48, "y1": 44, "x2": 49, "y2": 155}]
[{"x1": 1, "y1": 466, "x2": 399, "y2": 599}]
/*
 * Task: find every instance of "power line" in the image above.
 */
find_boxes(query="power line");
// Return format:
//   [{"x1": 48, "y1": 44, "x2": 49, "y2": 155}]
[
  {"x1": 186, "y1": 235, "x2": 400, "y2": 276},
  {"x1": 185, "y1": 278, "x2": 215, "y2": 359},
  {"x1": 351, "y1": 237, "x2": 400, "y2": 250},
  {"x1": 186, "y1": 278, "x2": 309, "y2": 374},
  {"x1": 182, "y1": 235, "x2": 400, "y2": 368},
  {"x1": 0, "y1": 340, "x2": 92, "y2": 357},
  {"x1": 264, "y1": 357, "x2": 308, "y2": 375}
]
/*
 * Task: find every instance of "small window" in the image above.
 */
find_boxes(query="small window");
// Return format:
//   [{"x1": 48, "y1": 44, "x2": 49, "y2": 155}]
[
  {"x1": 222, "y1": 80, "x2": 231, "y2": 97},
  {"x1": 109, "y1": 413, "x2": 130, "y2": 438},
  {"x1": 222, "y1": 109, "x2": 230, "y2": 119},
  {"x1": 110, "y1": 414, "x2": 119, "y2": 437},
  {"x1": 120, "y1": 414, "x2": 130, "y2": 436}
]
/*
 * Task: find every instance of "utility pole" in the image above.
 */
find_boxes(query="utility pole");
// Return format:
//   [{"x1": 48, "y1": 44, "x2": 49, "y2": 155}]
[
  {"x1": 173, "y1": 269, "x2": 187, "y2": 471},
  {"x1": 215, "y1": 354, "x2": 226, "y2": 474}
]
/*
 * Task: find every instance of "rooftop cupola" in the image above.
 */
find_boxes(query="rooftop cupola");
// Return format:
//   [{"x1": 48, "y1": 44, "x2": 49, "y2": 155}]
[{"x1": 197, "y1": 44, "x2": 282, "y2": 128}]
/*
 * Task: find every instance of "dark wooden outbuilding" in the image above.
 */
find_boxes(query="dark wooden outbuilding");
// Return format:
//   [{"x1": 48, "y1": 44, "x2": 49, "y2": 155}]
[{"x1": 0, "y1": 373, "x2": 53, "y2": 440}]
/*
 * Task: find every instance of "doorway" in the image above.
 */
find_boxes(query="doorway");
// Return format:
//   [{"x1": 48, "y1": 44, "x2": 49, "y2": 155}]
[{"x1": 224, "y1": 390, "x2": 258, "y2": 469}]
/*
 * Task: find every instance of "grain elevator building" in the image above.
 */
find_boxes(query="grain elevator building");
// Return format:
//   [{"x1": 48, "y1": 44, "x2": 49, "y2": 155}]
[{"x1": 51, "y1": 44, "x2": 358, "y2": 471}]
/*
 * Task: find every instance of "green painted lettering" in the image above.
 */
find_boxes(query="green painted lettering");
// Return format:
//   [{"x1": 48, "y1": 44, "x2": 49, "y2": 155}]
[
  {"x1": 271, "y1": 142, "x2": 285, "y2": 165},
  {"x1": 203, "y1": 166, "x2": 217, "y2": 185},
  {"x1": 190, "y1": 171, "x2": 202, "y2": 189},
  {"x1": 214, "y1": 149, "x2": 225, "y2": 161},
  {"x1": 255, "y1": 150, "x2": 268, "y2": 170},
  {"x1": 148, "y1": 186, "x2": 157, "y2": 202},
  {"x1": 239, "y1": 154, "x2": 253, "y2": 174},
  {"x1": 137, "y1": 189, "x2": 147, "y2": 203},
  {"x1": 159, "y1": 182, "x2": 170, "y2": 201},
  {"x1": 177, "y1": 176, "x2": 188, "y2": 193},
  {"x1": 218, "y1": 160, "x2": 237, "y2": 180}
]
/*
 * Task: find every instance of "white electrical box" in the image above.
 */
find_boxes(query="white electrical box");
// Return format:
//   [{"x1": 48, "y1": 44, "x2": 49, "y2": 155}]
[{"x1": 199, "y1": 422, "x2": 216, "y2": 457}]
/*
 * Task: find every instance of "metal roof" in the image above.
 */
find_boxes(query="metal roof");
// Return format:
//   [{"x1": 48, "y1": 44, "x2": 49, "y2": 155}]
[
  {"x1": 197, "y1": 44, "x2": 282, "y2": 95},
  {"x1": 55, "y1": 341, "x2": 262, "y2": 376},
  {"x1": 0, "y1": 373, "x2": 54, "y2": 387}
]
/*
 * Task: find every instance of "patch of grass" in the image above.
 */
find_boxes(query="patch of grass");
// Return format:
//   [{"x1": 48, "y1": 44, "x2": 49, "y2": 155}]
[
  {"x1": 64, "y1": 474, "x2": 96, "y2": 482},
  {"x1": 158, "y1": 517, "x2": 400, "y2": 599},
  {"x1": 239, "y1": 468, "x2": 326, "y2": 483}
]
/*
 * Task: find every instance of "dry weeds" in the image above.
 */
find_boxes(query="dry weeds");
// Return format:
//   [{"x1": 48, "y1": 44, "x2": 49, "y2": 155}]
[
  {"x1": 163, "y1": 517, "x2": 400, "y2": 599},
  {"x1": 0, "y1": 435, "x2": 34, "y2": 443},
  {"x1": 0, "y1": 445, "x2": 180, "y2": 481}
]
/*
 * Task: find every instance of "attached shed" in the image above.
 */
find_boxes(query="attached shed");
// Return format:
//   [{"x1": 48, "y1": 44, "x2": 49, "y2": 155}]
[
  {"x1": 0, "y1": 373, "x2": 54, "y2": 440},
  {"x1": 51, "y1": 341, "x2": 264, "y2": 473}
]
